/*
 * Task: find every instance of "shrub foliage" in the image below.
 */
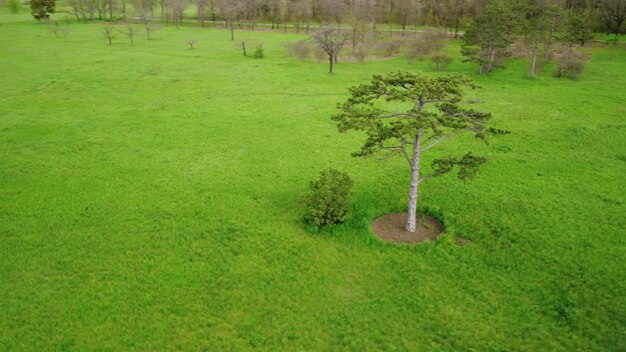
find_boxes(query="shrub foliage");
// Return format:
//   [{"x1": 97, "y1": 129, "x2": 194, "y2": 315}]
[{"x1": 304, "y1": 168, "x2": 353, "y2": 228}]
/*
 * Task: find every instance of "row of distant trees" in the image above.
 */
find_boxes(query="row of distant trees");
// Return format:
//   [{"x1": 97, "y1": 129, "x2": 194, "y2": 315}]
[
  {"x1": 461, "y1": 0, "x2": 598, "y2": 77},
  {"x1": 27, "y1": 0, "x2": 625, "y2": 37},
  {"x1": 303, "y1": 0, "x2": 601, "y2": 78},
  {"x1": 32, "y1": 0, "x2": 611, "y2": 78}
]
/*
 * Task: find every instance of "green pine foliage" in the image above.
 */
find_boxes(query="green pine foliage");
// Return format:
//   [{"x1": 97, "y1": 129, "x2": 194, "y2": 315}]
[
  {"x1": 304, "y1": 168, "x2": 354, "y2": 227},
  {"x1": 560, "y1": 13, "x2": 595, "y2": 47},
  {"x1": 461, "y1": 0, "x2": 524, "y2": 74}
]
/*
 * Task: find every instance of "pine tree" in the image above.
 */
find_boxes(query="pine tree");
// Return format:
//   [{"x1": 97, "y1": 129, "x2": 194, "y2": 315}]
[{"x1": 333, "y1": 72, "x2": 507, "y2": 232}]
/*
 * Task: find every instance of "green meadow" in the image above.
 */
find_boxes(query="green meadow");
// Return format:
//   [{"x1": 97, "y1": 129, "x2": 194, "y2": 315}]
[{"x1": 1, "y1": 8, "x2": 625, "y2": 351}]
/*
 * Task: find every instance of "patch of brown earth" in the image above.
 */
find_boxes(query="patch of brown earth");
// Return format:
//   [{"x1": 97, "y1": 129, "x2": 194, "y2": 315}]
[
  {"x1": 372, "y1": 213, "x2": 472, "y2": 245},
  {"x1": 372, "y1": 213, "x2": 444, "y2": 244}
]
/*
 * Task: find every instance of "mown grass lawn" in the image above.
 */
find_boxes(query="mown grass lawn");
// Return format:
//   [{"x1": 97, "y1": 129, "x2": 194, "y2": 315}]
[{"x1": 1, "y1": 9, "x2": 625, "y2": 351}]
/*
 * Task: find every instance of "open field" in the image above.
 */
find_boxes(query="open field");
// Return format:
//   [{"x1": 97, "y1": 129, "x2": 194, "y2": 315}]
[{"x1": 1, "y1": 9, "x2": 625, "y2": 351}]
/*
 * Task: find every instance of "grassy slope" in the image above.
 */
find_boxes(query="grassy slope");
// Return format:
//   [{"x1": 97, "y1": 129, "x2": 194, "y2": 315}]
[{"x1": 1, "y1": 10, "x2": 625, "y2": 351}]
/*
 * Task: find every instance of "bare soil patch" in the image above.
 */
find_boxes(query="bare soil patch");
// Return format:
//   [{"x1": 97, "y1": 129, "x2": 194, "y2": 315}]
[
  {"x1": 372, "y1": 213, "x2": 471, "y2": 245},
  {"x1": 372, "y1": 212, "x2": 444, "y2": 244}
]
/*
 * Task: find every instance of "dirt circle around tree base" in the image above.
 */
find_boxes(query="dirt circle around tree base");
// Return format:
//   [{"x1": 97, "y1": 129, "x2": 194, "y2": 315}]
[{"x1": 371, "y1": 213, "x2": 445, "y2": 244}]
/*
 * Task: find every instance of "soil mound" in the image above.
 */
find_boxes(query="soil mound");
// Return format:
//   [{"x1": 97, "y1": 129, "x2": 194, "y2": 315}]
[{"x1": 371, "y1": 212, "x2": 444, "y2": 244}]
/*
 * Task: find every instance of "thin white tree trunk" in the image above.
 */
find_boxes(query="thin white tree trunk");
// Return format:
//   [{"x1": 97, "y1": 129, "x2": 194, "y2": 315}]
[
  {"x1": 406, "y1": 129, "x2": 422, "y2": 233},
  {"x1": 479, "y1": 47, "x2": 484, "y2": 75},
  {"x1": 564, "y1": 45, "x2": 572, "y2": 69},
  {"x1": 530, "y1": 47, "x2": 538, "y2": 77}
]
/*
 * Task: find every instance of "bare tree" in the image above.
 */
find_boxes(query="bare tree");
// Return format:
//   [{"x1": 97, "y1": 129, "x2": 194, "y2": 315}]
[
  {"x1": 348, "y1": 0, "x2": 372, "y2": 53},
  {"x1": 266, "y1": 0, "x2": 281, "y2": 29},
  {"x1": 67, "y1": 0, "x2": 86, "y2": 21},
  {"x1": 243, "y1": 0, "x2": 257, "y2": 30},
  {"x1": 283, "y1": 0, "x2": 297, "y2": 33},
  {"x1": 130, "y1": 0, "x2": 154, "y2": 21},
  {"x1": 294, "y1": 0, "x2": 310, "y2": 33},
  {"x1": 197, "y1": 0, "x2": 208, "y2": 27},
  {"x1": 311, "y1": 25, "x2": 350, "y2": 73},
  {"x1": 209, "y1": 0, "x2": 217, "y2": 26},
  {"x1": 219, "y1": 0, "x2": 242, "y2": 40},
  {"x1": 167, "y1": 0, "x2": 186, "y2": 29},
  {"x1": 125, "y1": 24, "x2": 139, "y2": 46},
  {"x1": 144, "y1": 22, "x2": 161, "y2": 39},
  {"x1": 103, "y1": 25, "x2": 115, "y2": 45},
  {"x1": 324, "y1": 0, "x2": 347, "y2": 29},
  {"x1": 392, "y1": 0, "x2": 414, "y2": 36}
]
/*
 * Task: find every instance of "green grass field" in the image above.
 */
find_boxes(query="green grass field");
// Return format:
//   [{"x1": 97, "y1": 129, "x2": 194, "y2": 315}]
[{"x1": 1, "y1": 9, "x2": 625, "y2": 351}]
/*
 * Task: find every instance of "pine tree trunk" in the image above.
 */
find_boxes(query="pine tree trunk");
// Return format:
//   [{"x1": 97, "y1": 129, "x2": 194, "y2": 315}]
[
  {"x1": 230, "y1": 21, "x2": 234, "y2": 40},
  {"x1": 406, "y1": 130, "x2": 422, "y2": 233}
]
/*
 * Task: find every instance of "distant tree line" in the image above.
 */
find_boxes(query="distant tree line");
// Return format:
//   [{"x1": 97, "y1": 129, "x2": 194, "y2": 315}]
[{"x1": 39, "y1": 0, "x2": 623, "y2": 38}]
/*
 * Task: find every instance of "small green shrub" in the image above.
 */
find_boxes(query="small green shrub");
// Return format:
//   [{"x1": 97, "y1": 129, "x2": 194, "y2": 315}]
[
  {"x1": 304, "y1": 168, "x2": 353, "y2": 228},
  {"x1": 253, "y1": 44, "x2": 265, "y2": 58}
]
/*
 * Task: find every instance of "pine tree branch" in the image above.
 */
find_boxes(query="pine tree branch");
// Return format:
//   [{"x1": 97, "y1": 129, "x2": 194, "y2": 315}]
[
  {"x1": 420, "y1": 128, "x2": 473, "y2": 152},
  {"x1": 418, "y1": 173, "x2": 437, "y2": 184}
]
